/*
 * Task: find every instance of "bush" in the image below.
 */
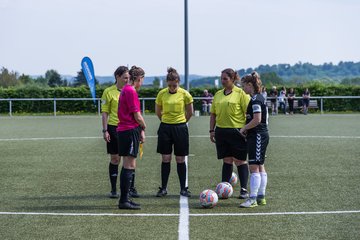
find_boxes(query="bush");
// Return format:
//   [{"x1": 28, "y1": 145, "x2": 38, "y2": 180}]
[{"x1": 1, "y1": 85, "x2": 359, "y2": 114}]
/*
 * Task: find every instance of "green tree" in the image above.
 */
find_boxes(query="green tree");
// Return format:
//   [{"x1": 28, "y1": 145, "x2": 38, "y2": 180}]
[
  {"x1": 34, "y1": 76, "x2": 48, "y2": 87},
  {"x1": 153, "y1": 77, "x2": 161, "y2": 88},
  {"x1": 18, "y1": 74, "x2": 33, "y2": 85},
  {"x1": 73, "y1": 70, "x2": 87, "y2": 87},
  {"x1": 73, "y1": 70, "x2": 99, "y2": 87},
  {"x1": 260, "y1": 72, "x2": 283, "y2": 86},
  {"x1": 341, "y1": 77, "x2": 360, "y2": 85},
  {"x1": 46, "y1": 69, "x2": 63, "y2": 87},
  {"x1": 0, "y1": 67, "x2": 18, "y2": 87}
]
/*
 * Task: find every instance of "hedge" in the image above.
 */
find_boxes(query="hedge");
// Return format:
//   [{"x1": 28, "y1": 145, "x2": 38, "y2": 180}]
[{"x1": 0, "y1": 83, "x2": 359, "y2": 114}]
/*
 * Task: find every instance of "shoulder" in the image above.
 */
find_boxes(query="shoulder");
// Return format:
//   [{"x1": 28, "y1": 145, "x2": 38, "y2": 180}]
[
  {"x1": 157, "y1": 88, "x2": 168, "y2": 96},
  {"x1": 103, "y1": 85, "x2": 115, "y2": 93},
  {"x1": 214, "y1": 89, "x2": 224, "y2": 97},
  {"x1": 233, "y1": 86, "x2": 245, "y2": 94},
  {"x1": 179, "y1": 88, "x2": 192, "y2": 96}
]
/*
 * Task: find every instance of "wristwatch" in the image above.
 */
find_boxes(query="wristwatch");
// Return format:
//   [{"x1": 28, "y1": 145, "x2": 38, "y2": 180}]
[
  {"x1": 209, "y1": 129, "x2": 215, "y2": 133},
  {"x1": 102, "y1": 129, "x2": 107, "y2": 133}
]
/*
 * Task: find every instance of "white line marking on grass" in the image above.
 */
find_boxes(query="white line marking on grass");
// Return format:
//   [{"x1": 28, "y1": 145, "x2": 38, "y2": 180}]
[
  {"x1": 0, "y1": 137, "x2": 101, "y2": 141},
  {"x1": 1, "y1": 135, "x2": 359, "y2": 142},
  {"x1": 1, "y1": 210, "x2": 359, "y2": 217},
  {"x1": 190, "y1": 210, "x2": 360, "y2": 216},
  {"x1": 0, "y1": 212, "x2": 178, "y2": 217},
  {"x1": 178, "y1": 155, "x2": 190, "y2": 240},
  {"x1": 178, "y1": 196, "x2": 189, "y2": 240},
  {"x1": 271, "y1": 135, "x2": 360, "y2": 139}
]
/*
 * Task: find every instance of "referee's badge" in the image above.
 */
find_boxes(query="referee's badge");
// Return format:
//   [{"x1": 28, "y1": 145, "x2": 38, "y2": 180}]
[{"x1": 101, "y1": 99, "x2": 106, "y2": 105}]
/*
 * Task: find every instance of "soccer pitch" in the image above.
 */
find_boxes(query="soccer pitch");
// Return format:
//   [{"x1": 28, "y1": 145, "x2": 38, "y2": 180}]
[{"x1": 0, "y1": 114, "x2": 359, "y2": 239}]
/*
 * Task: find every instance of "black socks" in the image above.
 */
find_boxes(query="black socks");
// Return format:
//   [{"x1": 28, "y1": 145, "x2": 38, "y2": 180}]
[
  {"x1": 177, "y1": 162, "x2": 186, "y2": 190},
  {"x1": 161, "y1": 162, "x2": 171, "y2": 189},
  {"x1": 120, "y1": 167, "x2": 134, "y2": 203},
  {"x1": 109, "y1": 163, "x2": 118, "y2": 193}
]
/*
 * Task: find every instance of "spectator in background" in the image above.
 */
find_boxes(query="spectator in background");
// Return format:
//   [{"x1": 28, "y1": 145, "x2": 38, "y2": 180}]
[
  {"x1": 202, "y1": 89, "x2": 213, "y2": 115},
  {"x1": 278, "y1": 87, "x2": 287, "y2": 114},
  {"x1": 269, "y1": 86, "x2": 278, "y2": 115},
  {"x1": 302, "y1": 88, "x2": 311, "y2": 115},
  {"x1": 261, "y1": 86, "x2": 267, "y2": 101},
  {"x1": 287, "y1": 88, "x2": 295, "y2": 115}
]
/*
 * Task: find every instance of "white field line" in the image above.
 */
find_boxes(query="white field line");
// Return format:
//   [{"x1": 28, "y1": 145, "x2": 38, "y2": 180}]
[
  {"x1": 0, "y1": 210, "x2": 359, "y2": 217},
  {"x1": 1, "y1": 135, "x2": 360, "y2": 142},
  {"x1": 178, "y1": 155, "x2": 189, "y2": 240}
]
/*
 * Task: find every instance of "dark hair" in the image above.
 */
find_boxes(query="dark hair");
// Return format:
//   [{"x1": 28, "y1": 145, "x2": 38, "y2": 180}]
[
  {"x1": 166, "y1": 67, "x2": 180, "y2": 82},
  {"x1": 221, "y1": 68, "x2": 240, "y2": 82},
  {"x1": 129, "y1": 66, "x2": 145, "y2": 82},
  {"x1": 113, "y1": 66, "x2": 129, "y2": 82},
  {"x1": 241, "y1": 71, "x2": 262, "y2": 93}
]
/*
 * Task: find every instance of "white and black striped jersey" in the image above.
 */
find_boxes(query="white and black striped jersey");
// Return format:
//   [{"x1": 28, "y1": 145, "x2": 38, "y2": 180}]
[{"x1": 245, "y1": 94, "x2": 268, "y2": 134}]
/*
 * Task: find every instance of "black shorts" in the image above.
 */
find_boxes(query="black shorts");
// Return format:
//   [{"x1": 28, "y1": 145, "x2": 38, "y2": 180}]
[
  {"x1": 247, "y1": 132, "x2": 269, "y2": 165},
  {"x1": 117, "y1": 126, "x2": 141, "y2": 158},
  {"x1": 157, "y1": 122, "x2": 189, "y2": 156},
  {"x1": 215, "y1": 127, "x2": 247, "y2": 160},
  {"x1": 106, "y1": 125, "x2": 118, "y2": 155}
]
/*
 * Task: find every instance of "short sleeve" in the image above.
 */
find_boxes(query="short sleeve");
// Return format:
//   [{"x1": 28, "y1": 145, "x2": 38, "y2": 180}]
[
  {"x1": 184, "y1": 91, "x2": 193, "y2": 105},
  {"x1": 101, "y1": 89, "x2": 110, "y2": 113},
  {"x1": 155, "y1": 90, "x2": 164, "y2": 106}
]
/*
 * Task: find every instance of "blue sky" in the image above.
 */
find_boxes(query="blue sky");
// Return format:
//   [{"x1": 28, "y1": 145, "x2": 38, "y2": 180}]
[{"x1": 0, "y1": 0, "x2": 359, "y2": 76}]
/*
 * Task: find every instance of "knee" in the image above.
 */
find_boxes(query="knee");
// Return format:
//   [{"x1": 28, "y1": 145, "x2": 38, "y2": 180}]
[
  {"x1": 176, "y1": 156, "x2": 185, "y2": 163},
  {"x1": 110, "y1": 155, "x2": 120, "y2": 165},
  {"x1": 223, "y1": 158, "x2": 233, "y2": 165},
  {"x1": 235, "y1": 160, "x2": 248, "y2": 166},
  {"x1": 162, "y1": 155, "x2": 172, "y2": 163}
]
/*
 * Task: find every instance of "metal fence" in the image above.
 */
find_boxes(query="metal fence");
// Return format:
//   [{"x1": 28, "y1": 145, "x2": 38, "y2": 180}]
[{"x1": 0, "y1": 96, "x2": 359, "y2": 116}]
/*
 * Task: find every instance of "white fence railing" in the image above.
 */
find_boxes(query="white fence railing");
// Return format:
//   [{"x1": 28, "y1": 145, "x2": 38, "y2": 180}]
[{"x1": 0, "y1": 96, "x2": 359, "y2": 116}]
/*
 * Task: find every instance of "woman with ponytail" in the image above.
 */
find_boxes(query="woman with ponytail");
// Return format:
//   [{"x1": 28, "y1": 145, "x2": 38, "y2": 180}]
[
  {"x1": 239, "y1": 71, "x2": 269, "y2": 208},
  {"x1": 155, "y1": 67, "x2": 194, "y2": 198},
  {"x1": 117, "y1": 66, "x2": 146, "y2": 210}
]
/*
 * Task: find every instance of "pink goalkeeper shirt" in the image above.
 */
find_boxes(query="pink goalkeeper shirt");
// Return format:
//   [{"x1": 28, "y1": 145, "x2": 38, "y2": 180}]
[{"x1": 116, "y1": 84, "x2": 141, "y2": 132}]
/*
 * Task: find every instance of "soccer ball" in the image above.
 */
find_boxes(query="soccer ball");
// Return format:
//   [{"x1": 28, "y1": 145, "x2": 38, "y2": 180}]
[
  {"x1": 229, "y1": 172, "x2": 238, "y2": 187},
  {"x1": 199, "y1": 189, "x2": 218, "y2": 208},
  {"x1": 215, "y1": 182, "x2": 233, "y2": 199}
]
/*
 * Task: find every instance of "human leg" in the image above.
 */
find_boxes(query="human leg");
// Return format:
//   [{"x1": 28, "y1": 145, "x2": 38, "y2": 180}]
[
  {"x1": 109, "y1": 154, "x2": 120, "y2": 198},
  {"x1": 156, "y1": 154, "x2": 171, "y2": 197}
]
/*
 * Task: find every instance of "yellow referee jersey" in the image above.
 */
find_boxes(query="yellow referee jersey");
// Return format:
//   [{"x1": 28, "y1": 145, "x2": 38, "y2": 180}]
[
  {"x1": 156, "y1": 87, "x2": 193, "y2": 124},
  {"x1": 210, "y1": 86, "x2": 249, "y2": 128},
  {"x1": 101, "y1": 84, "x2": 120, "y2": 126}
]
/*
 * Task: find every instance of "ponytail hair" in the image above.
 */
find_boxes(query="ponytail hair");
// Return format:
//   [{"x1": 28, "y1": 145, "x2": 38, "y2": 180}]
[
  {"x1": 241, "y1": 71, "x2": 262, "y2": 93},
  {"x1": 166, "y1": 67, "x2": 180, "y2": 82},
  {"x1": 129, "y1": 65, "x2": 145, "y2": 82}
]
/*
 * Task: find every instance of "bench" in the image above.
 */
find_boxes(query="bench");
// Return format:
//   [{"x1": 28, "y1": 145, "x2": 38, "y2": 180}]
[{"x1": 266, "y1": 99, "x2": 318, "y2": 111}]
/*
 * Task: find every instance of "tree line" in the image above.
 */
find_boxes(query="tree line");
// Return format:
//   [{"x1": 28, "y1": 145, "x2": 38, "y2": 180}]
[
  {"x1": 0, "y1": 67, "x2": 98, "y2": 88},
  {"x1": 1, "y1": 61, "x2": 360, "y2": 89}
]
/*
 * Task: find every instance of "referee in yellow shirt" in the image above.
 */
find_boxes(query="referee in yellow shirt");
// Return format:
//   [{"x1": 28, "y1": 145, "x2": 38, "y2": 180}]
[
  {"x1": 210, "y1": 68, "x2": 250, "y2": 199},
  {"x1": 101, "y1": 66, "x2": 139, "y2": 198},
  {"x1": 155, "y1": 67, "x2": 194, "y2": 197}
]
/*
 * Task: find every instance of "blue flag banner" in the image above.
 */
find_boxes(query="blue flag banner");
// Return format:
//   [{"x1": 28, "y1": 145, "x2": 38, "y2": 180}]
[{"x1": 81, "y1": 57, "x2": 96, "y2": 104}]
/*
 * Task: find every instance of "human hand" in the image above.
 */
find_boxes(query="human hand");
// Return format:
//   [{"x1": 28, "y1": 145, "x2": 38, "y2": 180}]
[
  {"x1": 140, "y1": 130, "x2": 146, "y2": 143},
  {"x1": 103, "y1": 131, "x2": 111, "y2": 143},
  {"x1": 210, "y1": 131, "x2": 216, "y2": 143}
]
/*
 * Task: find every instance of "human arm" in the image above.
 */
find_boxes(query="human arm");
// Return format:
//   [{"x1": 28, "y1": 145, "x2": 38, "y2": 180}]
[
  {"x1": 239, "y1": 112, "x2": 261, "y2": 137},
  {"x1": 101, "y1": 112, "x2": 111, "y2": 143},
  {"x1": 133, "y1": 111, "x2": 146, "y2": 143},
  {"x1": 155, "y1": 104, "x2": 162, "y2": 121},
  {"x1": 209, "y1": 113, "x2": 216, "y2": 143},
  {"x1": 185, "y1": 103, "x2": 193, "y2": 122}
]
